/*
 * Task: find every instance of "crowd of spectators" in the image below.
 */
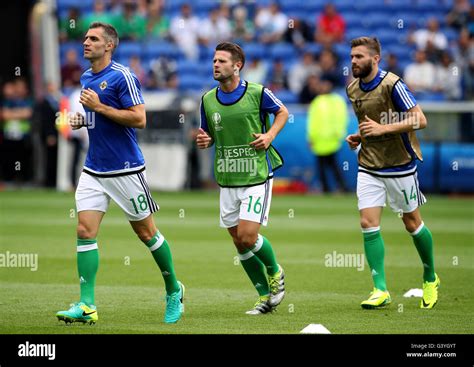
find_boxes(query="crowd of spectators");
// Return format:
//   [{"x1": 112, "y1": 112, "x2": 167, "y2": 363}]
[
  {"x1": 55, "y1": 0, "x2": 473, "y2": 102},
  {"x1": 0, "y1": 0, "x2": 472, "y2": 188}
]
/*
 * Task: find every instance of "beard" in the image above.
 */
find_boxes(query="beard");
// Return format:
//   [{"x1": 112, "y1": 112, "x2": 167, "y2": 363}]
[
  {"x1": 352, "y1": 61, "x2": 373, "y2": 79},
  {"x1": 213, "y1": 69, "x2": 234, "y2": 82}
]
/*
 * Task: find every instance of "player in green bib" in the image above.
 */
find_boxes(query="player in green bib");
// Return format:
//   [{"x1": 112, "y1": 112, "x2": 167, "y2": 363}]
[{"x1": 196, "y1": 42, "x2": 289, "y2": 314}]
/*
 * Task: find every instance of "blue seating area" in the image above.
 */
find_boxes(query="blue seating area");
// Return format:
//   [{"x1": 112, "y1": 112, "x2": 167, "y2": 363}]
[{"x1": 58, "y1": 0, "x2": 459, "y2": 103}]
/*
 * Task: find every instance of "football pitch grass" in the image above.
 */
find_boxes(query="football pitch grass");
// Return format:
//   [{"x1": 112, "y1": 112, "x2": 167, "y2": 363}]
[{"x1": 0, "y1": 190, "x2": 472, "y2": 334}]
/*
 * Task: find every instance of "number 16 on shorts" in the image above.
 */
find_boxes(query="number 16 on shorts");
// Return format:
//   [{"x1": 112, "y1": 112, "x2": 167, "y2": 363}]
[
  {"x1": 239, "y1": 179, "x2": 272, "y2": 225},
  {"x1": 219, "y1": 179, "x2": 273, "y2": 228}
]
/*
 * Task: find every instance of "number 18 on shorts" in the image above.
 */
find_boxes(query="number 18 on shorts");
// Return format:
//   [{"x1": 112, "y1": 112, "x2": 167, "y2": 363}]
[{"x1": 76, "y1": 171, "x2": 159, "y2": 221}]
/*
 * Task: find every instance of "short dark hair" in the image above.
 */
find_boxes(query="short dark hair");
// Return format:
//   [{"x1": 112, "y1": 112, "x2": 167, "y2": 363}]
[
  {"x1": 215, "y1": 42, "x2": 246, "y2": 70},
  {"x1": 89, "y1": 22, "x2": 119, "y2": 52},
  {"x1": 350, "y1": 37, "x2": 381, "y2": 56}
]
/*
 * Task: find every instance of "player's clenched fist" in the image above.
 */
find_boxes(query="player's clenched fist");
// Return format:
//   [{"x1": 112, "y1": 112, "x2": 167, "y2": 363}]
[
  {"x1": 345, "y1": 133, "x2": 361, "y2": 150},
  {"x1": 80, "y1": 88, "x2": 102, "y2": 111},
  {"x1": 196, "y1": 128, "x2": 213, "y2": 149},
  {"x1": 69, "y1": 112, "x2": 86, "y2": 130}
]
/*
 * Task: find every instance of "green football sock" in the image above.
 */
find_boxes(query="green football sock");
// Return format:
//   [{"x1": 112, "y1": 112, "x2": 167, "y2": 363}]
[
  {"x1": 250, "y1": 235, "x2": 279, "y2": 276},
  {"x1": 238, "y1": 250, "x2": 270, "y2": 296},
  {"x1": 145, "y1": 231, "x2": 179, "y2": 295},
  {"x1": 410, "y1": 223, "x2": 436, "y2": 282},
  {"x1": 77, "y1": 238, "x2": 99, "y2": 306},
  {"x1": 362, "y1": 228, "x2": 387, "y2": 291}
]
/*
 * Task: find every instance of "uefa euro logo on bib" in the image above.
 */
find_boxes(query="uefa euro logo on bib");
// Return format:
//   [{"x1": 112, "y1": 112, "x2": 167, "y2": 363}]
[{"x1": 212, "y1": 112, "x2": 223, "y2": 131}]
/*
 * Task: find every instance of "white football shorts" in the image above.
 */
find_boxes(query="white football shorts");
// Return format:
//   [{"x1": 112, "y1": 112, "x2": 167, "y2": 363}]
[
  {"x1": 76, "y1": 170, "x2": 159, "y2": 221},
  {"x1": 219, "y1": 179, "x2": 273, "y2": 228},
  {"x1": 357, "y1": 170, "x2": 426, "y2": 214}
]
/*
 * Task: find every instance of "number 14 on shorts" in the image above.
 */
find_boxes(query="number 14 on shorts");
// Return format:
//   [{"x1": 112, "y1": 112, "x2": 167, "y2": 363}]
[{"x1": 401, "y1": 185, "x2": 417, "y2": 205}]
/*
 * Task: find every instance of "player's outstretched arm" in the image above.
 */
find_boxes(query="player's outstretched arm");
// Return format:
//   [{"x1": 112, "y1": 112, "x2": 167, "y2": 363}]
[
  {"x1": 80, "y1": 88, "x2": 146, "y2": 129},
  {"x1": 250, "y1": 105, "x2": 289, "y2": 150},
  {"x1": 196, "y1": 128, "x2": 213, "y2": 149}
]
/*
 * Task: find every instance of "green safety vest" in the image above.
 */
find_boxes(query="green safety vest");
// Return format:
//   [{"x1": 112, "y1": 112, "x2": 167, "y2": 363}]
[
  {"x1": 307, "y1": 93, "x2": 348, "y2": 156},
  {"x1": 202, "y1": 81, "x2": 284, "y2": 187}
]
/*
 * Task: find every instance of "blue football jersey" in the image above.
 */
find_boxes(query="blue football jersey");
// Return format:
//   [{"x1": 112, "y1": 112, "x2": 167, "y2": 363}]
[{"x1": 80, "y1": 61, "x2": 145, "y2": 175}]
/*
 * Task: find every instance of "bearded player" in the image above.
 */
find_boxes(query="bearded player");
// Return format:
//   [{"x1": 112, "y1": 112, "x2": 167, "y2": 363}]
[{"x1": 346, "y1": 37, "x2": 439, "y2": 309}]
